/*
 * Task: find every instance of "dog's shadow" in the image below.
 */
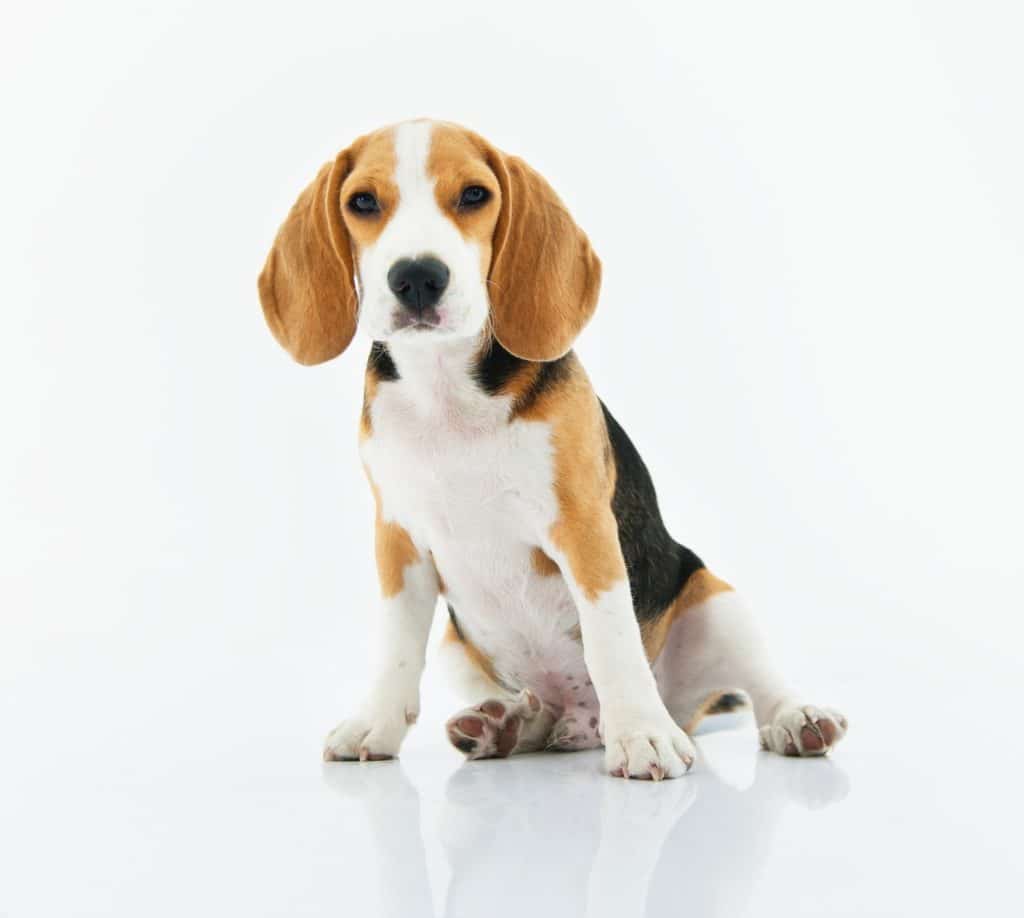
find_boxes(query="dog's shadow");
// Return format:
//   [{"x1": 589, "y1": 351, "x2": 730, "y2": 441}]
[{"x1": 323, "y1": 719, "x2": 850, "y2": 917}]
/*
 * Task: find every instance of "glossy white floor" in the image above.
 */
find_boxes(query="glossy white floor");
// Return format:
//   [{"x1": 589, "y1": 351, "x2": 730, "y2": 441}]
[{"x1": 2, "y1": 564, "x2": 1019, "y2": 917}]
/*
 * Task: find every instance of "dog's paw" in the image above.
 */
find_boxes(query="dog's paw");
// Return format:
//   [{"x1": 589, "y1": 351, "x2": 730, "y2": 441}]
[
  {"x1": 759, "y1": 704, "x2": 848, "y2": 757},
  {"x1": 445, "y1": 690, "x2": 542, "y2": 759},
  {"x1": 323, "y1": 707, "x2": 416, "y2": 762},
  {"x1": 602, "y1": 716, "x2": 696, "y2": 780}
]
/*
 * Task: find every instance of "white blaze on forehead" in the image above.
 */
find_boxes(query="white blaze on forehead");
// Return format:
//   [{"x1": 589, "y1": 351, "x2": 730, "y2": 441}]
[
  {"x1": 392, "y1": 120, "x2": 435, "y2": 209},
  {"x1": 368, "y1": 119, "x2": 463, "y2": 262}
]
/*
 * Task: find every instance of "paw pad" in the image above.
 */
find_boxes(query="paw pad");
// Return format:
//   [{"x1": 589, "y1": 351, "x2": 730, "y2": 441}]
[{"x1": 478, "y1": 701, "x2": 506, "y2": 719}]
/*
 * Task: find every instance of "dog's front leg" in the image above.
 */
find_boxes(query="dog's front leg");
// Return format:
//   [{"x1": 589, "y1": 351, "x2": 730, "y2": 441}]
[
  {"x1": 546, "y1": 510, "x2": 696, "y2": 780},
  {"x1": 323, "y1": 523, "x2": 438, "y2": 762}
]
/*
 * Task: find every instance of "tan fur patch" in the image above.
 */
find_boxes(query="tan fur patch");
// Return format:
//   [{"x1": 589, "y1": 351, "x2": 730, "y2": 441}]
[
  {"x1": 339, "y1": 128, "x2": 399, "y2": 253},
  {"x1": 530, "y1": 547, "x2": 561, "y2": 577},
  {"x1": 517, "y1": 356, "x2": 625, "y2": 601},
  {"x1": 259, "y1": 126, "x2": 400, "y2": 367},
  {"x1": 504, "y1": 362, "x2": 544, "y2": 408},
  {"x1": 485, "y1": 153, "x2": 601, "y2": 362},
  {"x1": 676, "y1": 568, "x2": 734, "y2": 609},
  {"x1": 426, "y1": 123, "x2": 501, "y2": 277},
  {"x1": 365, "y1": 473, "x2": 420, "y2": 598},
  {"x1": 360, "y1": 367, "x2": 379, "y2": 440},
  {"x1": 426, "y1": 123, "x2": 601, "y2": 362},
  {"x1": 442, "y1": 619, "x2": 499, "y2": 684},
  {"x1": 640, "y1": 568, "x2": 735, "y2": 661}
]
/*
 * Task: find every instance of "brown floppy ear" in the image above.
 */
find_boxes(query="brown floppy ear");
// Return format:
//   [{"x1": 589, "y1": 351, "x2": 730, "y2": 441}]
[
  {"x1": 486, "y1": 151, "x2": 602, "y2": 362},
  {"x1": 258, "y1": 151, "x2": 358, "y2": 365}
]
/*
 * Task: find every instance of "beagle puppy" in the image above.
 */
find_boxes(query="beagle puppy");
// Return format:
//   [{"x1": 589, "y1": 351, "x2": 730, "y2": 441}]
[{"x1": 259, "y1": 119, "x2": 847, "y2": 780}]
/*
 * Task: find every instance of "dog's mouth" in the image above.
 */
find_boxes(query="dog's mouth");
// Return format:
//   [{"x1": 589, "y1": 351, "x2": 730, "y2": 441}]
[{"x1": 391, "y1": 307, "x2": 444, "y2": 333}]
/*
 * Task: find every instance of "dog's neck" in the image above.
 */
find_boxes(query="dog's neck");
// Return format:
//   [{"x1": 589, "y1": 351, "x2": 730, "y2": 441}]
[{"x1": 374, "y1": 332, "x2": 521, "y2": 431}]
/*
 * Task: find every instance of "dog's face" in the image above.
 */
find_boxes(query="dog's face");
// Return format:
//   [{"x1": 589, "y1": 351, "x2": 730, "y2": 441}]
[
  {"x1": 259, "y1": 119, "x2": 601, "y2": 365},
  {"x1": 343, "y1": 122, "x2": 499, "y2": 344}
]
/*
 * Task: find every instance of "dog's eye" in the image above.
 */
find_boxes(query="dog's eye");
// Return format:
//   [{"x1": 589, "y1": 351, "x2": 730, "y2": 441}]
[
  {"x1": 458, "y1": 185, "x2": 490, "y2": 209},
  {"x1": 348, "y1": 192, "x2": 380, "y2": 215}
]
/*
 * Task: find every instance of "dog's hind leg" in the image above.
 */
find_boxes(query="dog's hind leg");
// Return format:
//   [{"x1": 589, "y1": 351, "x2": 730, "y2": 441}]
[{"x1": 653, "y1": 578, "x2": 848, "y2": 757}]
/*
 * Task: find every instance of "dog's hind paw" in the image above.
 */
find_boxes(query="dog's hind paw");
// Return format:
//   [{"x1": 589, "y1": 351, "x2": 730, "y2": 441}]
[{"x1": 759, "y1": 704, "x2": 848, "y2": 757}]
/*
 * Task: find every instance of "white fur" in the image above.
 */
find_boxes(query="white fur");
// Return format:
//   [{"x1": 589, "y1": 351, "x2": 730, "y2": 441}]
[
  {"x1": 653, "y1": 590, "x2": 793, "y2": 727},
  {"x1": 365, "y1": 336, "x2": 580, "y2": 694},
  {"x1": 324, "y1": 332, "x2": 592, "y2": 760},
  {"x1": 323, "y1": 552, "x2": 437, "y2": 759},
  {"x1": 653, "y1": 590, "x2": 847, "y2": 755}
]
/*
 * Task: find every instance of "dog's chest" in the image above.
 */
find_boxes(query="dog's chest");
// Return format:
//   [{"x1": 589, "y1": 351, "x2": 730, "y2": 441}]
[
  {"x1": 362, "y1": 372, "x2": 592, "y2": 704},
  {"x1": 363, "y1": 388, "x2": 556, "y2": 545}
]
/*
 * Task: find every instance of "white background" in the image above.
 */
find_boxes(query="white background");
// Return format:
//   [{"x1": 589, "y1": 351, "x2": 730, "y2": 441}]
[{"x1": 2, "y1": 1, "x2": 1022, "y2": 915}]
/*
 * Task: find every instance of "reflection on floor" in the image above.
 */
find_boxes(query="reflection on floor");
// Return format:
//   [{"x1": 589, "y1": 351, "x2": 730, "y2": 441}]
[{"x1": 322, "y1": 715, "x2": 850, "y2": 918}]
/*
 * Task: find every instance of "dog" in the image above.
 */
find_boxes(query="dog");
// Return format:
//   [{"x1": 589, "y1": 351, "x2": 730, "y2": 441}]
[{"x1": 259, "y1": 119, "x2": 847, "y2": 780}]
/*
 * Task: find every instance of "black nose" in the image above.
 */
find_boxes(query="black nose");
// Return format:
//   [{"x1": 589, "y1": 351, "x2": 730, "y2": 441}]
[{"x1": 387, "y1": 257, "x2": 450, "y2": 312}]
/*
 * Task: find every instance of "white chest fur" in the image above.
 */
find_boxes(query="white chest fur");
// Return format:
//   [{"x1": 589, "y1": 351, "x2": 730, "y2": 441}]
[{"x1": 360, "y1": 337, "x2": 594, "y2": 711}]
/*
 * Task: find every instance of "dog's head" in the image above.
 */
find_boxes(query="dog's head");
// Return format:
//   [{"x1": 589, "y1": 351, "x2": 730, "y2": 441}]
[{"x1": 258, "y1": 120, "x2": 601, "y2": 364}]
